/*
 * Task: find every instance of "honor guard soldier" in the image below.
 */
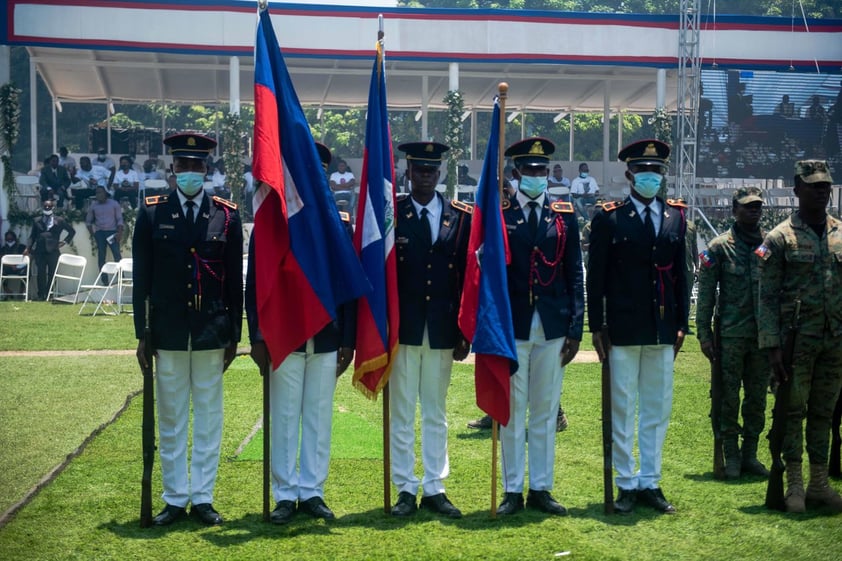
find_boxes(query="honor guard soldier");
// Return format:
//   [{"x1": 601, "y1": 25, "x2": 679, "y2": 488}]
[
  {"x1": 390, "y1": 141, "x2": 472, "y2": 519},
  {"x1": 494, "y1": 137, "x2": 584, "y2": 517},
  {"x1": 696, "y1": 187, "x2": 771, "y2": 479},
  {"x1": 588, "y1": 139, "x2": 687, "y2": 515},
  {"x1": 756, "y1": 160, "x2": 842, "y2": 513},
  {"x1": 246, "y1": 142, "x2": 355, "y2": 525},
  {"x1": 133, "y1": 132, "x2": 243, "y2": 526}
]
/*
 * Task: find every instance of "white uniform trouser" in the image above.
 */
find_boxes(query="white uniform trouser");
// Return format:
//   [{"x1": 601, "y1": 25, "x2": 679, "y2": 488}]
[
  {"x1": 156, "y1": 347, "x2": 224, "y2": 507},
  {"x1": 390, "y1": 331, "x2": 453, "y2": 497},
  {"x1": 270, "y1": 340, "x2": 337, "y2": 502},
  {"x1": 609, "y1": 345, "x2": 674, "y2": 491},
  {"x1": 501, "y1": 312, "x2": 565, "y2": 493}
]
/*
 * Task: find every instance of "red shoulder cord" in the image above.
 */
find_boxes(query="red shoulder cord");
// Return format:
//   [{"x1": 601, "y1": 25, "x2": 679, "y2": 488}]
[
  {"x1": 528, "y1": 215, "x2": 567, "y2": 305},
  {"x1": 191, "y1": 204, "x2": 232, "y2": 310}
]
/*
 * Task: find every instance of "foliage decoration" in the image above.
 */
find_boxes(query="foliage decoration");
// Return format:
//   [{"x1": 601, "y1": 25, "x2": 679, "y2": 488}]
[
  {"x1": 442, "y1": 90, "x2": 464, "y2": 199},
  {"x1": 222, "y1": 111, "x2": 247, "y2": 215},
  {"x1": 0, "y1": 83, "x2": 22, "y2": 198},
  {"x1": 648, "y1": 107, "x2": 672, "y2": 145}
]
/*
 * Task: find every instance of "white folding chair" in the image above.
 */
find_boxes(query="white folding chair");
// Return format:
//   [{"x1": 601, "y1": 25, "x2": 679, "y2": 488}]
[
  {"x1": 141, "y1": 178, "x2": 168, "y2": 200},
  {"x1": 547, "y1": 186, "x2": 570, "y2": 201},
  {"x1": 117, "y1": 257, "x2": 133, "y2": 314},
  {"x1": 47, "y1": 254, "x2": 87, "y2": 303},
  {"x1": 78, "y1": 261, "x2": 121, "y2": 316},
  {"x1": 14, "y1": 175, "x2": 41, "y2": 212},
  {"x1": 0, "y1": 254, "x2": 31, "y2": 302},
  {"x1": 456, "y1": 184, "x2": 477, "y2": 202}
]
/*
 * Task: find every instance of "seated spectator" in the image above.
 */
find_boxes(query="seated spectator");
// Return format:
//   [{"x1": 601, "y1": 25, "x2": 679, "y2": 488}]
[
  {"x1": 143, "y1": 150, "x2": 165, "y2": 174},
  {"x1": 166, "y1": 173, "x2": 177, "y2": 193},
  {"x1": 141, "y1": 159, "x2": 164, "y2": 182},
  {"x1": 547, "y1": 164, "x2": 571, "y2": 188},
  {"x1": 457, "y1": 164, "x2": 477, "y2": 186},
  {"x1": 212, "y1": 160, "x2": 231, "y2": 199},
  {"x1": 38, "y1": 153, "x2": 71, "y2": 207},
  {"x1": 94, "y1": 148, "x2": 116, "y2": 173},
  {"x1": 86, "y1": 186, "x2": 123, "y2": 283},
  {"x1": 774, "y1": 95, "x2": 796, "y2": 118},
  {"x1": 1, "y1": 231, "x2": 27, "y2": 299},
  {"x1": 329, "y1": 159, "x2": 356, "y2": 211},
  {"x1": 807, "y1": 95, "x2": 828, "y2": 124},
  {"x1": 67, "y1": 164, "x2": 97, "y2": 210},
  {"x1": 58, "y1": 146, "x2": 76, "y2": 171},
  {"x1": 112, "y1": 156, "x2": 140, "y2": 209},
  {"x1": 76, "y1": 156, "x2": 112, "y2": 191},
  {"x1": 569, "y1": 162, "x2": 600, "y2": 220}
]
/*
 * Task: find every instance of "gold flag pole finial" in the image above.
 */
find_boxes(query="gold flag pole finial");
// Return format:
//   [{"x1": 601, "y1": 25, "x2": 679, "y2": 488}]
[
  {"x1": 258, "y1": 0, "x2": 268, "y2": 11},
  {"x1": 496, "y1": 82, "x2": 508, "y2": 204}
]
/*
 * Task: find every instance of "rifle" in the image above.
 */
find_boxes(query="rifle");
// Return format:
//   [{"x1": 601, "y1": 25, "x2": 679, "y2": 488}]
[
  {"x1": 765, "y1": 298, "x2": 800, "y2": 511},
  {"x1": 261, "y1": 358, "x2": 271, "y2": 522},
  {"x1": 600, "y1": 298, "x2": 614, "y2": 515},
  {"x1": 830, "y1": 391, "x2": 842, "y2": 479},
  {"x1": 710, "y1": 294, "x2": 725, "y2": 480},
  {"x1": 140, "y1": 297, "x2": 156, "y2": 528}
]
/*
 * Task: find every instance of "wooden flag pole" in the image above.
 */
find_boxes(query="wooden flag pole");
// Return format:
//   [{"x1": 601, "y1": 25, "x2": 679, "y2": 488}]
[
  {"x1": 490, "y1": 81, "x2": 508, "y2": 519},
  {"x1": 261, "y1": 361, "x2": 271, "y2": 522}
]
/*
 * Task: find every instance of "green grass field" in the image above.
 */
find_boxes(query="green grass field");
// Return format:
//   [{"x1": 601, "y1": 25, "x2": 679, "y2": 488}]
[{"x1": 0, "y1": 302, "x2": 839, "y2": 561}]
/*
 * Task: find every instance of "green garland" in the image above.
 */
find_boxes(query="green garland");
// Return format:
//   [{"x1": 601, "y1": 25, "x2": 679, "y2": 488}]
[
  {"x1": 648, "y1": 107, "x2": 672, "y2": 145},
  {"x1": 442, "y1": 90, "x2": 464, "y2": 199},
  {"x1": 222, "y1": 112, "x2": 246, "y2": 214},
  {"x1": 0, "y1": 83, "x2": 22, "y2": 200}
]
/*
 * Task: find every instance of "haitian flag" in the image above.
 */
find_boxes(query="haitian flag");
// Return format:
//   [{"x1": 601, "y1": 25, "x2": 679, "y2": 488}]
[
  {"x1": 457, "y1": 98, "x2": 518, "y2": 426},
  {"x1": 253, "y1": 7, "x2": 370, "y2": 369},
  {"x1": 352, "y1": 37, "x2": 399, "y2": 398}
]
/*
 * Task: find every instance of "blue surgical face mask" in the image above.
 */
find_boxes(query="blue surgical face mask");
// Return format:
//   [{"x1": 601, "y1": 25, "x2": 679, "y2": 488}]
[
  {"x1": 519, "y1": 175, "x2": 548, "y2": 199},
  {"x1": 632, "y1": 172, "x2": 663, "y2": 199},
  {"x1": 176, "y1": 172, "x2": 205, "y2": 197},
  {"x1": 579, "y1": 172, "x2": 589, "y2": 179}
]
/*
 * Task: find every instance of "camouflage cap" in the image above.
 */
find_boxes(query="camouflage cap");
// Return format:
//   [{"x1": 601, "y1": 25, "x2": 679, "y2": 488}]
[
  {"x1": 795, "y1": 159, "x2": 833, "y2": 184},
  {"x1": 733, "y1": 186, "x2": 763, "y2": 205}
]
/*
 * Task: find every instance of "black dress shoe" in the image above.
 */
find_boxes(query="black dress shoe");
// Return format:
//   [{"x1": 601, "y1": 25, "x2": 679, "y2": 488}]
[
  {"x1": 153, "y1": 504, "x2": 186, "y2": 526},
  {"x1": 526, "y1": 490, "x2": 568, "y2": 516},
  {"x1": 556, "y1": 408, "x2": 569, "y2": 432},
  {"x1": 190, "y1": 503, "x2": 224, "y2": 525},
  {"x1": 467, "y1": 414, "x2": 492, "y2": 429},
  {"x1": 496, "y1": 492, "x2": 524, "y2": 515},
  {"x1": 420, "y1": 493, "x2": 462, "y2": 518},
  {"x1": 638, "y1": 488, "x2": 676, "y2": 514},
  {"x1": 613, "y1": 488, "x2": 637, "y2": 514},
  {"x1": 269, "y1": 500, "x2": 296, "y2": 525},
  {"x1": 298, "y1": 496, "x2": 336, "y2": 520},
  {"x1": 390, "y1": 491, "x2": 417, "y2": 517}
]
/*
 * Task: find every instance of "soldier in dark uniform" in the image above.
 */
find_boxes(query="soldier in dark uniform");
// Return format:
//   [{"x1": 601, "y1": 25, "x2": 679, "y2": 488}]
[
  {"x1": 588, "y1": 139, "x2": 687, "y2": 515},
  {"x1": 390, "y1": 141, "x2": 471, "y2": 519},
  {"x1": 246, "y1": 142, "x2": 355, "y2": 525},
  {"x1": 24, "y1": 199, "x2": 76, "y2": 300},
  {"x1": 133, "y1": 133, "x2": 243, "y2": 526},
  {"x1": 495, "y1": 138, "x2": 584, "y2": 517}
]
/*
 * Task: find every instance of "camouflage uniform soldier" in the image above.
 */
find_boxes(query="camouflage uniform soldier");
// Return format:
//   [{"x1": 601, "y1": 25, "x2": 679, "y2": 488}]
[
  {"x1": 756, "y1": 160, "x2": 842, "y2": 513},
  {"x1": 697, "y1": 186, "x2": 770, "y2": 479}
]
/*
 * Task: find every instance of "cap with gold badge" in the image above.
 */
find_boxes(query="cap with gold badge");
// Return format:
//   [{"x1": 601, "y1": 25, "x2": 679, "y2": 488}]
[
  {"x1": 617, "y1": 139, "x2": 670, "y2": 169},
  {"x1": 398, "y1": 141, "x2": 449, "y2": 168},
  {"x1": 795, "y1": 159, "x2": 833, "y2": 184},
  {"x1": 163, "y1": 133, "x2": 217, "y2": 160},
  {"x1": 505, "y1": 137, "x2": 555, "y2": 168}
]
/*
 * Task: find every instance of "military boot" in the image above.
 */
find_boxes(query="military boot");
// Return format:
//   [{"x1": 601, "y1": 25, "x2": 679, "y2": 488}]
[
  {"x1": 784, "y1": 461, "x2": 806, "y2": 513},
  {"x1": 805, "y1": 463, "x2": 842, "y2": 512},
  {"x1": 740, "y1": 437, "x2": 770, "y2": 477},
  {"x1": 724, "y1": 438, "x2": 741, "y2": 480}
]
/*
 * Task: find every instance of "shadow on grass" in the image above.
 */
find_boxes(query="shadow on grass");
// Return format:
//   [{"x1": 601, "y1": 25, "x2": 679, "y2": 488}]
[
  {"x1": 683, "y1": 472, "x2": 769, "y2": 484},
  {"x1": 737, "y1": 502, "x2": 839, "y2": 519},
  {"x1": 567, "y1": 503, "x2": 664, "y2": 526}
]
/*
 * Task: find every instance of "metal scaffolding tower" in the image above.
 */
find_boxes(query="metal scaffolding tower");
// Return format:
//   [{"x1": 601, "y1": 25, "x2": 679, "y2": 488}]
[{"x1": 676, "y1": 0, "x2": 701, "y2": 207}]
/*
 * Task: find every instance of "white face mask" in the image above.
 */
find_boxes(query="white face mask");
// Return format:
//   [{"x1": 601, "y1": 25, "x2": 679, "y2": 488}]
[{"x1": 42, "y1": 209, "x2": 54, "y2": 217}]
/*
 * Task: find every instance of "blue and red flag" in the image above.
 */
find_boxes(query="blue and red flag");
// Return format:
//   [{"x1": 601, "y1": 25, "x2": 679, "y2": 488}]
[
  {"x1": 252, "y1": 7, "x2": 370, "y2": 369},
  {"x1": 352, "y1": 37, "x2": 399, "y2": 399},
  {"x1": 458, "y1": 98, "x2": 518, "y2": 426}
]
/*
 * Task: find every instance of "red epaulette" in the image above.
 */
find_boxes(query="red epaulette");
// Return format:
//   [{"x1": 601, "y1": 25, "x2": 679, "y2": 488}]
[
  {"x1": 212, "y1": 196, "x2": 238, "y2": 210},
  {"x1": 144, "y1": 194, "x2": 168, "y2": 206},
  {"x1": 550, "y1": 201, "x2": 574, "y2": 214},
  {"x1": 451, "y1": 199, "x2": 474, "y2": 214},
  {"x1": 666, "y1": 198, "x2": 688, "y2": 209},
  {"x1": 601, "y1": 200, "x2": 626, "y2": 212},
  {"x1": 339, "y1": 211, "x2": 351, "y2": 223}
]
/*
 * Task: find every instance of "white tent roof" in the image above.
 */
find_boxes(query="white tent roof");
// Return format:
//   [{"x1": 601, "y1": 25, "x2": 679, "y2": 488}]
[{"x1": 8, "y1": 1, "x2": 841, "y2": 113}]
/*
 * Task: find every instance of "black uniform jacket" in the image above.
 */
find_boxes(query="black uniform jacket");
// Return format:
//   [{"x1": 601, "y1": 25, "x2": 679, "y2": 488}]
[
  {"x1": 587, "y1": 197, "x2": 688, "y2": 346},
  {"x1": 28, "y1": 215, "x2": 76, "y2": 255},
  {"x1": 133, "y1": 194, "x2": 243, "y2": 351},
  {"x1": 395, "y1": 193, "x2": 471, "y2": 349},
  {"x1": 244, "y1": 219, "x2": 356, "y2": 354},
  {"x1": 503, "y1": 195, "x2": 584, "y2": 342}
]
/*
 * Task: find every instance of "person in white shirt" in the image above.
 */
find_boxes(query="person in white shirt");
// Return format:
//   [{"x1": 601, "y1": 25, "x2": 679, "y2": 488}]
[
  {"x1": 548, "y1": 164, "x2": 571, "y2": 188},
  {"x1": 58, "y1": 146, "x2": 76, "y2": 172},
  {"x1": 569, "y1": 163, "x2": 600, "y2": 220},
  {"x1": 329, "y1": 159, "x2": 356, "y2": 214},
  {"x1": 112, "y1": 155, "x2": 141, "y2": 209}
]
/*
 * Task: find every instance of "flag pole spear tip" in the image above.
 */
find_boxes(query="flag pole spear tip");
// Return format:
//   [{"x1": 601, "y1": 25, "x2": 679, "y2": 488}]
[
  {"x1": 378, "y1": 14, "x2": 384, "y2": 39},
  {"x1": 498, "y1": 82, "x2": 509, "y2": 97}
]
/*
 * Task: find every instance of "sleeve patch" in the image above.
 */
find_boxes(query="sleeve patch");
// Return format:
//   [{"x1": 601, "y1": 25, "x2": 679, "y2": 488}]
[
  {"x1": 699, "y1": 250, "x2": 716, "y2": 268},
  {"x1": 754, "y1": 244, "x2": 771, "y2": 260}
]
